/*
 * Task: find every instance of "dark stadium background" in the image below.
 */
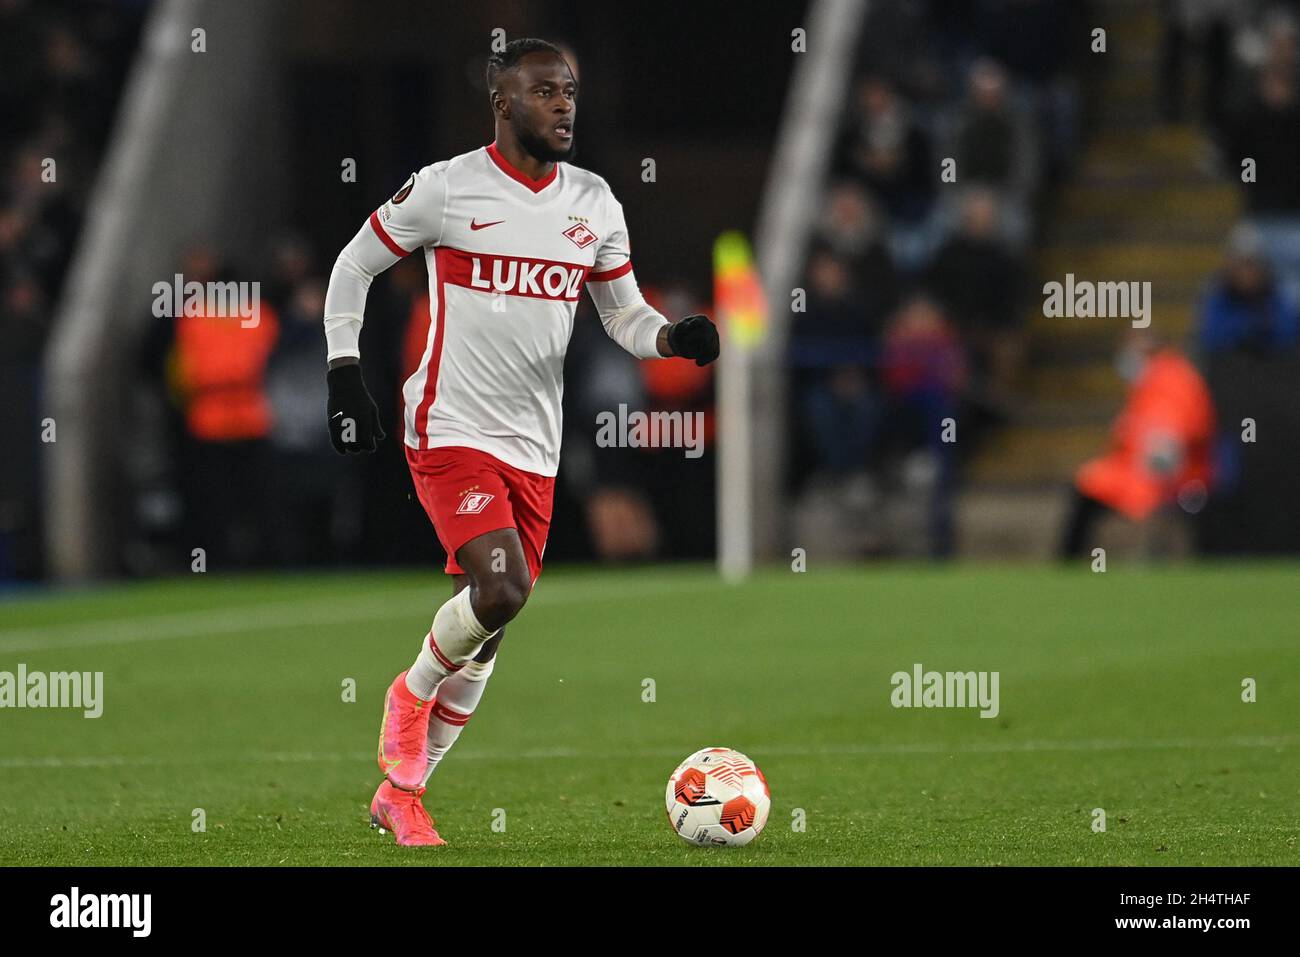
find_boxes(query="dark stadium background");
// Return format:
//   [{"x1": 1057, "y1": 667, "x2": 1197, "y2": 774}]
[{"x1": 5, "y1": 0, "x2": 1300, "y2": 582}]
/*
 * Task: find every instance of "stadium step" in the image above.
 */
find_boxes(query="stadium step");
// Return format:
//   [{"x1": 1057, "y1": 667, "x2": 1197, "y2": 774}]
[
  {"x1": 1039, "y1": 242, "x2": 1224, "y2": 284},
  {"x1": 1023, "y1": 361, "x2": 1127, "y2": 403},
  {"x1": 965, "y1": 424, "x2": 1111, "y2": 486},
  {"x1": 1092, "y1": 1, "x2": 1163, "y2": 47},
  {"x1": 1029, "y1": 299, "x2": 1198, "y2": 342},
  {"x1": 954, "y1": 484, "x2": 1193, "y2": 559},
  {"x1": 955, "y1": 486, "x2": 1066, "y2": 559},
  {"x1": 1076, "y1": 128, "x2": 1220, "y2": 183},
  {"x1": 1055, "y1": 179, "x2": 1234, "y2": 217}
]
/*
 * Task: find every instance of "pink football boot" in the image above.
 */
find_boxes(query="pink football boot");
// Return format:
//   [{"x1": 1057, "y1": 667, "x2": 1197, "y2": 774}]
[
  {"x1": 369, "y1": 781, "x2": 446, "y2": 847},
  {"x1": 377, "y1": 670, "x2": 432, "y2": 790}
]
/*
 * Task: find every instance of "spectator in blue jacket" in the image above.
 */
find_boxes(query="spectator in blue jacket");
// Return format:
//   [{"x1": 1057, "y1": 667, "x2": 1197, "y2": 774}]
[{"x1": 1198, "y1": 224, "x2": 1299, "y2": 356}]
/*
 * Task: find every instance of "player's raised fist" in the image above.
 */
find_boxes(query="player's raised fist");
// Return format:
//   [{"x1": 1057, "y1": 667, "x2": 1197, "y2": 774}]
[
  {"x1": 668, "y1": 314, "x2": 720, "y2": 367},
  {"x1": 327, "y1": 362, "x2": 386, "y2": 454}
]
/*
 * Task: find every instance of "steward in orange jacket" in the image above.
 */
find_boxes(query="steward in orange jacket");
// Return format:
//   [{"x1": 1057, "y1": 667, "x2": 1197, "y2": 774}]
[
  {"x1": 1061, "y1": 336, "x2": 1215, "y2": 557},
  {"x1": 1075, "y1": 347, "x2": 1215, "y2": 520},
  {"x1": 172, "y1": 301, "x2": 280, "y2": 441}
]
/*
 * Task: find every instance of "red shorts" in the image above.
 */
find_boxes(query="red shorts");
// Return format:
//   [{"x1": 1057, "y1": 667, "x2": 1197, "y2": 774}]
[{"x1": 405, "y1": 445, "x2": 555, "y2": 580}]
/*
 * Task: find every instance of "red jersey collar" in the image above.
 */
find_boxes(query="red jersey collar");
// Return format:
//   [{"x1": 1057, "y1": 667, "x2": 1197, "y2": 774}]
[{"x1": 485, "y1": 141, "x2": 558, "y2": 193}]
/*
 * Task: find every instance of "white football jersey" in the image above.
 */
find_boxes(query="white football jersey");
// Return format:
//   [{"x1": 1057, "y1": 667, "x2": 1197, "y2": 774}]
[{"x1": 323, "y1": 143, "x2": 668, "y2": 476}]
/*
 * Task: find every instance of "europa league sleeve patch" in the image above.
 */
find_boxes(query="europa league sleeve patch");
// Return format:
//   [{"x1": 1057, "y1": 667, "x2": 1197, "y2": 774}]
[{"x1": 392, "y1": 174, "x2": 415, "y2": 205}]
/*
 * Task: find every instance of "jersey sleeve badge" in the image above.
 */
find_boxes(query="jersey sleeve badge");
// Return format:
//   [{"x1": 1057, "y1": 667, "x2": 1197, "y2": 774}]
[{"x1": 392, "y1": 174, "x2": 416, "y2": 205}]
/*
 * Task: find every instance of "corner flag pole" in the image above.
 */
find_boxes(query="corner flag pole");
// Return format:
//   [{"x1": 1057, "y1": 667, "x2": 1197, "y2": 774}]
[{"x1": 714, "y1": 231, "x2": 767, "y2": 583}]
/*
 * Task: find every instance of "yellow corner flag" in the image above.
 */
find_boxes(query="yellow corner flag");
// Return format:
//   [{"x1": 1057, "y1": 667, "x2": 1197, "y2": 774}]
[{"x1": 713, "y1": 231, "x2": 767, "y2": 351}]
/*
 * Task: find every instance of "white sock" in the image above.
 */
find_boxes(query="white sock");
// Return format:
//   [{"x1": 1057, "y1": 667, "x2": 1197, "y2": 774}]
[
  {"x1": 420, "y1": 656, "x2": 495, "y2": 786},
  {"x1": 405, "y1": 589, "x2": 497, "y2": 701}
]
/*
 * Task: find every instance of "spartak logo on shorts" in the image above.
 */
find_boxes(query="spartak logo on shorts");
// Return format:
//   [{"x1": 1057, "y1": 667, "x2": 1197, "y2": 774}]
[{"x1": 457, "y1": 492, "x2": 494, "y2": 515}]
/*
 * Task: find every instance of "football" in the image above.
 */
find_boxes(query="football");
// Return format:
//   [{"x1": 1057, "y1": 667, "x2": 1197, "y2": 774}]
[{"x1": 664, "y1": 747, "x2": 771, "y2": 847}]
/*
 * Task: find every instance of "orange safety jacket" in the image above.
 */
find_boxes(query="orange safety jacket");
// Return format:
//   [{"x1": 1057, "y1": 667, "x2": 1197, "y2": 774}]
[
  {"x1": 173, "y1": 303, "x2": 279, "y2": 442},
  {"x1": 1075, "y1": 348, "x2": 1215, "y2": 520}
]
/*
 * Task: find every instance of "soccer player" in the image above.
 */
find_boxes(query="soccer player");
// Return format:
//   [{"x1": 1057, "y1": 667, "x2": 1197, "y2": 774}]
[{"x1": 322, "y1": 38, "x2": 719, "y2": 846}]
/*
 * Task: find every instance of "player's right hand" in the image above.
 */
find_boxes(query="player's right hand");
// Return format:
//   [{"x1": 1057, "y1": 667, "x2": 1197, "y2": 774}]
[{"x1": 327, "y1": 362, "x2": 386, "y2": 454}]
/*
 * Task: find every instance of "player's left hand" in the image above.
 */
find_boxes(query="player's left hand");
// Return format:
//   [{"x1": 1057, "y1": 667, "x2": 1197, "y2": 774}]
[{"x1": 668, "y1": 314, "x2": 719, "y2": 367}]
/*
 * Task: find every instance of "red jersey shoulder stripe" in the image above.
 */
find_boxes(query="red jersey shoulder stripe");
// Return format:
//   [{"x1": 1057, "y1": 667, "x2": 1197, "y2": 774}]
[
  {"x1": 587, "y1": 260, "x2": 633, "y2": 282},
  {"x1": 369, "y1": 210, "x2": 411, "y2": 257}
]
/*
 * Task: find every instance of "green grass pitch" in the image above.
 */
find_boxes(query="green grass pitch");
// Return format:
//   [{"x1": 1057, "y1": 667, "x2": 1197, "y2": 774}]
[{"x1": 0, "y1": 563, "x2": 1297, "y2": 866}]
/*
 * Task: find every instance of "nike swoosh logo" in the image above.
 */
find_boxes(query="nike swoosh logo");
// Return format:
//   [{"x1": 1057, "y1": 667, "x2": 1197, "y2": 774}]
[
  {"x1": 331, "y1": 411, "x2": 344, "y2": 419},
  {"x1": 470, "y1": 219, "x2": 505, "y2": 230}
]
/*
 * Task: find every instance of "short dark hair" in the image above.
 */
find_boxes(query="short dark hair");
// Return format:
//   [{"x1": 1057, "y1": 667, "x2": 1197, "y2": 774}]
[{"x1": 486, "y1": 38, "x2": 568, "y2": 91}]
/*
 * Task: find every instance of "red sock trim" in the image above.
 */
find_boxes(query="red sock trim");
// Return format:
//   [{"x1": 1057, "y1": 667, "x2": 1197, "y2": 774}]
[
  {"x1": 431, "y1": 700, "x2": 474, "y2": 727},
  {"x1": 427, "y1": 633, "x2": 463, "y2": 673}
]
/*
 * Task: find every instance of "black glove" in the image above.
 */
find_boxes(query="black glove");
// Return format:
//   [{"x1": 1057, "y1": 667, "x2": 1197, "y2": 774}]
[
  {"x1": 327, "y1": 363, "x2": 386, "y2": 454},
  {"x1": 667, "y1": 314, "x2": 720, "y2": 367}
]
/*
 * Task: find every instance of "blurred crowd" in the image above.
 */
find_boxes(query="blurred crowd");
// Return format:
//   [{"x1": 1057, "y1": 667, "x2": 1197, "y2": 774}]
[
  {"x1": 0, "y1": 0, "x2": 148, "y2": 580},
  {"x1": 789, "y1": 0, "x2": 1083, "y2": 557}
]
